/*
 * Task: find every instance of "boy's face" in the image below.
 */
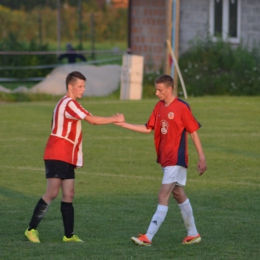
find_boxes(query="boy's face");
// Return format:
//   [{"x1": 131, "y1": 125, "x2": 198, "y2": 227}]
[
  {"x1": 68, "y1": 78, "x2": 86, "y2": 99},
  {"x1": 155, "y1": 83, "x2": 172, "y2": 101}
]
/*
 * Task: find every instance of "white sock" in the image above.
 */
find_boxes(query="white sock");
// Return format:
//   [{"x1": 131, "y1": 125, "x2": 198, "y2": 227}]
[
  {"x1": 146, "y1": 204, "x2": 168, "y2": 241},
  {"x1": 178, "y1": 198, "x2": 198, "y2": 236}
]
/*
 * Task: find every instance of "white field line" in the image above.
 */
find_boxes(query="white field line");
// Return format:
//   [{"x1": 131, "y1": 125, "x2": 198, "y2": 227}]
[
  {"x1": 3, "y1": 166, "x2": 260, "y2": 187},
  {"x1": 0, "y1": 133, "x2": 259, "y2": 142},
  {"x1": 0, "y1": 136, "x2": 153, "y2": 142}
]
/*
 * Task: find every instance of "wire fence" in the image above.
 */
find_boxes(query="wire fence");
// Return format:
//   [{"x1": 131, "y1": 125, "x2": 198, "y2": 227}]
[
  {"x1": 0, "y1": 49, "x2": 123, "y2": 55},
  {"x1": 0, "y1": 49, "x2": 124, "y2": 82},
  {"x1": 0, "y1": 1, "x2": 128, "y2": 83}
]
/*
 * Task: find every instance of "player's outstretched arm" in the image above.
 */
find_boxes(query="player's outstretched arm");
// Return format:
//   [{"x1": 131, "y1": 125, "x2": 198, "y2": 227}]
[
  {"x1": 84, "y1": 113, "x2": 124, "y2": 125},
  {"x1": 190, "y1": 131, "x2": 207, "y2": 175},
  {"x1": 115, "y1": 122, "x2": 152, "y2": 134}
]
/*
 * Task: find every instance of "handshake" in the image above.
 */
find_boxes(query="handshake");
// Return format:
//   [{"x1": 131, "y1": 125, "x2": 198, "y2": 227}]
[{"x1": 113, "y1": 113, "x2": 125, "y2": 126}]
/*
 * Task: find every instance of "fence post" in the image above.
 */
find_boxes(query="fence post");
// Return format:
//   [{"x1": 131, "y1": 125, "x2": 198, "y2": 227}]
[{"x1": 57, "y1": 0, "x2": 61, "y2": 51}]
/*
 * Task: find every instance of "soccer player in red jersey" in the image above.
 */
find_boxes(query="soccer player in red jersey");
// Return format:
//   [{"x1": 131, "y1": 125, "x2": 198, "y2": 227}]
[
  {"x1": 115, "y1": 74, "x2": 207, "y2": 246},
  {"x1": 25, "y1": 71, "x2": 125, "y2": 243}
]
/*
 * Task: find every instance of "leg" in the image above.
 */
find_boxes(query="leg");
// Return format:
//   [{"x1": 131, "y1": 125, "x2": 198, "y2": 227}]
[
  {"x1": 172, "y1": 185, "x2": 187, "y2": 204},
  {"x1": 132, "y1": 182, "x2": 176, "y2": 246},
  {"x1": 148, "y1": 182, "x2": 176, "y2": 238},
  {"x1": 25, "y1": 178, "x2": 61, "y2": 243},
  {"x1": 60, "y1": 179, "x2": 83, "y2": 242},
  {"x1": 30, "y1": 178, "x2": 61, "y2": 229},
  {"x1": 158, "y1": 183, "x2": 176, "y2": 206},
  {"x1": 172, "y1": 186, "x2": 201, "y2": 243},
  {"x1": 146, "y1": 183, "x2": 175, "y2": 239},
  {"x1": 60, "y1": 179, "x2": 76, "y2": 239},
  {"x1": 42, "y1": 178, "x2": 62, "y2": 203}
]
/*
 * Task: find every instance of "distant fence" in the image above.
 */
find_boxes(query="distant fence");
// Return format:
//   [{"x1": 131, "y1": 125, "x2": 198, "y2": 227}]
[
  {"x1": 0, "y1": 49, "x2": 123, "y2": 55},
  {"x1": 0, "y1": 49, "x2": 124, "y2": 82}
]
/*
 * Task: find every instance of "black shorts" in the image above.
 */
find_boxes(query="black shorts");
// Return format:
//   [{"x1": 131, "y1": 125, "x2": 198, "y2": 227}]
[{"x1": 45, "y1": 160, "x2": 75, "y2": 180}]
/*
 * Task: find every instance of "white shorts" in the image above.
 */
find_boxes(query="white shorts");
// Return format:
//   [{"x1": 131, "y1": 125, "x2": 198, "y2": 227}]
[{"x1": 161, "y1": 166, "x2": 187, "y2": 186}]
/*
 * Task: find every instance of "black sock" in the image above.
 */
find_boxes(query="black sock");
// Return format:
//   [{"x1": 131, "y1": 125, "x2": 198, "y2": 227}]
[
  {"x1": 60, "y1": 201, "x2": 74, "y2": 238},
  {"x1": 28, "y1": 198, "x2": 49, "y2": 230}
]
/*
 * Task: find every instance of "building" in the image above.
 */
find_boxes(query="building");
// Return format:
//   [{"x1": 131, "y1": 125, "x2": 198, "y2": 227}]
[{"x1": 128, "y1": 0, "x2": 260, "y2": 72}]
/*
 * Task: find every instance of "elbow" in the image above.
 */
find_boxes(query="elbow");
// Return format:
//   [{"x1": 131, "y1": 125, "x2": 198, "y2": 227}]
[
  {"x1": 190, "y1": 131, "x2": 197, "y2": 138},
  {"x1": 84, "y1": 118, "x2": 96, "y2": 125},
  {"x1": 89, "y1": 121, "x2": 98, "y2": 125},
  {"x1": 145, "y1": 128, "x2": 152, "y2": 134},
  {"x1": 84, "y1": 116, "x2": 99, "y2": 125}
]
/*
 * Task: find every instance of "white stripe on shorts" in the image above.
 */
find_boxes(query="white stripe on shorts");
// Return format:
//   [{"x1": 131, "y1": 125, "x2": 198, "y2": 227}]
[{"x1": 162, "y1": 166, "x2": 187, "y2": 186}]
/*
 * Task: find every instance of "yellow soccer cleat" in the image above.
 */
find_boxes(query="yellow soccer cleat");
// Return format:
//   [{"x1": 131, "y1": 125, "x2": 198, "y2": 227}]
[
  {"x1": 63, "y1": 234, "x2": 84, "y2": 242},
  {"x1": 25, "y1": 228, "x2": 40, "y2": 243}
]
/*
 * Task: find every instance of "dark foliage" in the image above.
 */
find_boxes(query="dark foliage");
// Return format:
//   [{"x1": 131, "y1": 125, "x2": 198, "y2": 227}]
[
  {"x1": 0, "y1": 33, "x2": 56, "y2": 78},
  {"x1": 178, "y1": 38, "x2": 260, "y2": 96}
]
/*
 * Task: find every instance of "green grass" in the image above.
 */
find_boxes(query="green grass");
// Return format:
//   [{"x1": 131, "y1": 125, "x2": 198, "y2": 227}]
[{"x1": 0, "y1": 96, "x2": 259, "y2": 260}]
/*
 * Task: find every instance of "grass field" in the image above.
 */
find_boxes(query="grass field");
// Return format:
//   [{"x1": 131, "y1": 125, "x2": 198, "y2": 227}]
[{"x1": 0, "y1": 96, "x2": 259, "y2": 260}]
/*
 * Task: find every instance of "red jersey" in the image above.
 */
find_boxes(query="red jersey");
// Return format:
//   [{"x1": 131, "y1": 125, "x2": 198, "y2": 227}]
[
  {"x1": 145, "y1": 98, "x2": 200, "y2": 168},
  {"x1": 44, "y1": 96, "x2": 91, "y2": 167}
]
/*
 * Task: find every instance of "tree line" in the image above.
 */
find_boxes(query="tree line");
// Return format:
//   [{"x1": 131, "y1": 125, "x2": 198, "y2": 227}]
[
  {"x1": 0, "y1": 0, "x2": 99, "y2": 11},
  {"x1": 0, "y1": 1, "x2": 127, "y2": 45}
]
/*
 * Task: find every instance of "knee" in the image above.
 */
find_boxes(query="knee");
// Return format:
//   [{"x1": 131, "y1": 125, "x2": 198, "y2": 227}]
[
  {"x1": 62, "y1": 189, "x2": 74, "y2": 202},
  {"x1": 43, "y1": 191, "x2": 59, "y2": 203},
  {"x1": 172, "y1": 189, "x2": 187, "y2": 204},
  {"x1": 157, "y1": 193, "x2": 168, "y2": 205},
  {"x1": 172, "y1": 190, "x2": 179, "y2": 201}
]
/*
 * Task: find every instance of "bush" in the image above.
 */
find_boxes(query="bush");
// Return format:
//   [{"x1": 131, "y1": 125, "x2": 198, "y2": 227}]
[
  {"x1": 0, "y1": 33, "x2": 56, "y2": 78},
  {"x1": 179, "y1": 38, "x2": 260, "y2": 96},
  {"x1": 142, "y1": 71, "x2": 162, "y2": 98}
]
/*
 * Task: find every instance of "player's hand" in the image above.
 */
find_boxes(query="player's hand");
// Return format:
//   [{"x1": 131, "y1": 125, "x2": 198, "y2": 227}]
[
  {"x1": 197, "y1": 158, "x2": 207, "y2": 175},
  {"x1": 113, "y1": 113, "x2": 125, "y2": 123}
]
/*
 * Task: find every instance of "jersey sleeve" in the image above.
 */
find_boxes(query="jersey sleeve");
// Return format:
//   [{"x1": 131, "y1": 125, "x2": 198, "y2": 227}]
[
  {"x1": 183, "y1": 105, "x2": 201, "y2": 133},
  {"x1": 145, "y1": 103, "x2": 160, "y2": 130},
  {"x1": 145, "y1": 111, "x2": 155, "y2": 129},
  {"x1": 65, "y1": 100, "x2": 92, "y2": 120}
]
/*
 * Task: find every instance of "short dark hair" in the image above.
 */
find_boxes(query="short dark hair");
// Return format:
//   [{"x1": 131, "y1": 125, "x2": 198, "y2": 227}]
[
  {"x1": 154, "y1": 74, "x2": 174, "y2": 89},
  {"x1": 66, "y1": 71, "x2": 86, "y2": 90}
]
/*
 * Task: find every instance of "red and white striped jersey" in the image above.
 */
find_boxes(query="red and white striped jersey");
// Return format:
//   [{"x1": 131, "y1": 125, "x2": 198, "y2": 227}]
[{"x1": 44, "y1": 95, "x2": 91, "y2": 167}]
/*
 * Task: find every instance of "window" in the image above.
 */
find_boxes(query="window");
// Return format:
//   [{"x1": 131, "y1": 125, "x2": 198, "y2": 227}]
[
  {"x1": 214, "y1": 0, "x2": 223, "y2": 37},
  {"x1": 209, "y1": 0, "x2": 241, "y2": 43}
]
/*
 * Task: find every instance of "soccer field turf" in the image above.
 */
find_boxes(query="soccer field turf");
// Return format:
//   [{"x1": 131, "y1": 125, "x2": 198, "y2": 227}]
[{"x1": 0, "y1": 96, "x2": 259, "y2": 260}]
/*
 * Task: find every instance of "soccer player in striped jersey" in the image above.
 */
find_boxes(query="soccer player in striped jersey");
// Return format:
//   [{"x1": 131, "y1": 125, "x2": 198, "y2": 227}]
[
  {"x1": 25, "y1": 71, "x2": 124, "y2": 243},
  {"x1": 115, "y1": 74, "x2": 207, "y2": 246}
]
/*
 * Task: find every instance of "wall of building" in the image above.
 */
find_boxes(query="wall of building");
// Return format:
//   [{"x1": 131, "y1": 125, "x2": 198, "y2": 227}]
[
  {"x1": 241, "y1": 0, "x2": 260, "y2": 48},
  {"x1": 130, "y1": 0, "x2": 167, "y2": 71},
  {"x1": 129, "y1": 0, "x2": 260, "y2": 72},
  {"x1": 179, "y1": 0, "x2": 260, "y2": 53},
  {"x1": 179, "y1": 0, "x2": 209, "y2": 54}
]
